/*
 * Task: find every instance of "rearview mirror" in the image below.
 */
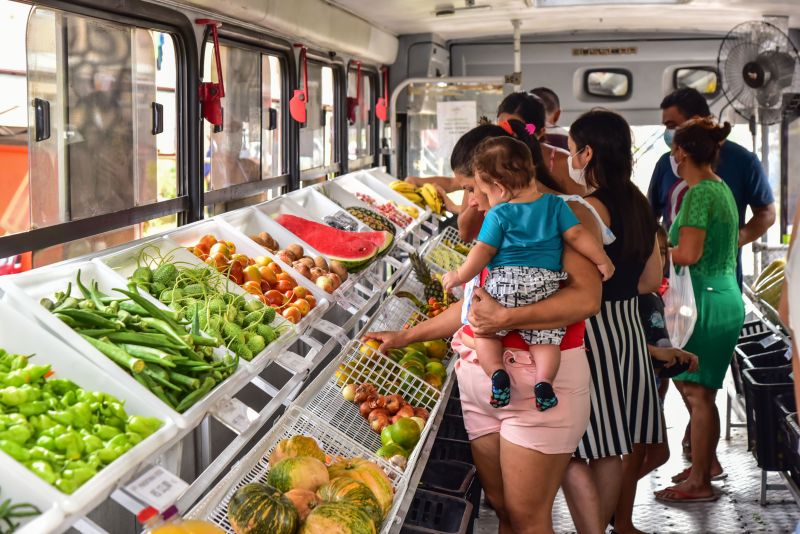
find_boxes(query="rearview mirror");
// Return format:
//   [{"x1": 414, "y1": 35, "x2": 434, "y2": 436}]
[
  {"x1": 584, "y1": 69, "x2": 632, "y2": 99},
  {"x1": 674, "y1": 67, "x2": 720, "y2": 96}
]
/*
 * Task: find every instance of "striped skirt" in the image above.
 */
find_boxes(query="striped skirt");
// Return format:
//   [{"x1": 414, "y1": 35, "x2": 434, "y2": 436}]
[{"x1": 575, "y1": 297, "x2": 664, "y2": 459}]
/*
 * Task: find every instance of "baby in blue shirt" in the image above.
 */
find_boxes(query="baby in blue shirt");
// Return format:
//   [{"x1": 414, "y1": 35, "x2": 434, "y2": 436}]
[{"x1": 443, "y1": 137, "x2": 613, "y2": 410}]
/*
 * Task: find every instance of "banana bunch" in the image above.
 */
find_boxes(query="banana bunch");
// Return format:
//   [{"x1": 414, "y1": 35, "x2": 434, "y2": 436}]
[
  {"x1": 397, "y1": 204, "x2": 420, "y2": 219},
  {"x1": 390, "y1": 180, "x2": 444, "y2": 215}
]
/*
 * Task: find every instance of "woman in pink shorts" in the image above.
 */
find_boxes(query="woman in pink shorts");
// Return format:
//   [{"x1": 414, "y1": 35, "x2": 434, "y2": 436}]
[{"x1": 368, "y1": 122, "x2": 602, "y2": 534}]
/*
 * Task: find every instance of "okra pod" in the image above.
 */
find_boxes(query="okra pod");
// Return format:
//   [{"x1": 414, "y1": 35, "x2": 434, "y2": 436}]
[
  {"x1": 120, "y1": 345, "x2": 177, "y2": 368},
  {"x1": 80, "y1": 335, "x2": 144, "y2": 374},
  {"x1": 175, "y1": 377, "x2": 216, "y2": 412},
  {"x1": 57, "y1": 309, "x2": 122, "y2": 330},
  {"x1": 113, "y1": 288, "x2": 183, "y2": 330},
  {"x1": 168, "y1": 371, "x2": 200, "y2": 390}
]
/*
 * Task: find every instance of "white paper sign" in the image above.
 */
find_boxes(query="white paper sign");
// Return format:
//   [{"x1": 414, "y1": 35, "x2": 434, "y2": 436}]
[
  {"x1": 127, "y1": 465, "x2": 188, "y2": 511},
  {"x1": 437, "y1": 101, "x2": 477, "y2": 160}
]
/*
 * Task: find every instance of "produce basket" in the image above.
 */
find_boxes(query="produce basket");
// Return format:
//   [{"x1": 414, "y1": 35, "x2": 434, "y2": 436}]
[
  {"x1": 185, "y1": 405, "x2": 406, "y2": 534},
  {"x1": 166, "y1": 218, "x2": 330, "y2": 334},
  {"x1": 423, "y1": 239, "x2": 467, "y2": 273},
  {"x1": 96, "y1": 237, "x2": 297, "y2": 375},
  {"x1": 292, "y1": 339, "x2": 443, "y2": 470},
  {"x1": 743, "y1": 367, "x2": 795, "y2": 470},
  {"x1": 0, "y1": 300, "x2": 177, "y2": 516},
  {"x1": 420, "y1": 460, "x2": 477, "y2": 497},
  {"x1": 0, "y1": 261, "x2": 247, "y2": 429},
  {"x1": 429, "y1": 438, "x2": 473, "y2": 464},
  {"x1": 401, "y1": 489, "x2": 473, "y2": 534}
]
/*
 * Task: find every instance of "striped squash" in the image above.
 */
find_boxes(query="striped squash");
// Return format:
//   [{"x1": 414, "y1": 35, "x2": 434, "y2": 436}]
[
  {"x1": 317, "y1": 478, "x2": 382, "y2": 527},
  {"x1": 268, "y1": 456, "x2": 330, "y2": 493},
  {"x1": 227, "y1": 483, "x2": 299, "y2": 534},
  {"x1": 299, "y1": 503, "x2": 376, "y2": 534},
  {"x1": 269, "y1": 435, "x2": 327, "y2": 466},
  {"x1": 327, "y1": 459, "x2": 394, "y2": 516}
]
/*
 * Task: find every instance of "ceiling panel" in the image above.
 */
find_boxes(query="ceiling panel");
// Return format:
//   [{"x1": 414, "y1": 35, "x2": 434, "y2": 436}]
[{"x1": 331, "y1": 0, "x2": 800, "y2": 40}]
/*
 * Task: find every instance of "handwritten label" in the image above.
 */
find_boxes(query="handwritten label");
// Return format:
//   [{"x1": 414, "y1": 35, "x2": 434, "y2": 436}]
[
  {"x1": 759, "y1": 334, "x2": 783, "y2": 349},
  {"x1": 126, "y1": 465, "x2": 188, "y2": 512}
]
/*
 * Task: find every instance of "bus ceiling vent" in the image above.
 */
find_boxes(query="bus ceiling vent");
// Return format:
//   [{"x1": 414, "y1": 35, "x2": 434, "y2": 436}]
[
  {"x1": 197, "y1": 19, "x2": 225, "y2": 131},
  {"x1": 347, "y1": 61, "x2": 362, "y2": 125},
  {"x1": 291, "y1": 44, "x2": 309, "y2": 124}
]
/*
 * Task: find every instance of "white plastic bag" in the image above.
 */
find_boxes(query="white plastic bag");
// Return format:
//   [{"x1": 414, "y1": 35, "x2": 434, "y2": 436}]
[
  {"x1": 461, "y1": 275, "x2": 480, "y2": 326},
  {"x1": 663, "y1": 263, "x2": 697, "y2": 348}
]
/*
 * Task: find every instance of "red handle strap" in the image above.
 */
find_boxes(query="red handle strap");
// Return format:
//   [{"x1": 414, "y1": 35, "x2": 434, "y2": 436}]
[
  {"x1": 382, "y1": 66, "x2": 389, "y2": 101},
  {"x1": 197, "y1": 19, "x2": 224, "y2": 97},
  {"x1": 294, "y1": 44, "x2": 308, "y2": 100}
]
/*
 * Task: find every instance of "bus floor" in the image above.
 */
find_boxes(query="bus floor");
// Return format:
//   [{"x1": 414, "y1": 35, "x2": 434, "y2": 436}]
[{"x1": 473, "y1": 379, "x2": 800, "y2": 533}]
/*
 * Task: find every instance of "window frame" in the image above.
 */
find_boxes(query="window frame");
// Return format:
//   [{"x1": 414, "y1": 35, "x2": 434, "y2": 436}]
[
  {"x1": 0, "y1": 0, "x2": 199, "y2": 259},
  {"x1": 200, "y1": 35, "x2": 291, "y2": 210},
  {"x1": 672, "y1": 66, "x2": 721, "y2": 98},
  {"x1": 298, "y1": 56, "x2": 343, "y2": 187},
  {"x1": 583, "y1": 68, "x2": 633, "y2": 100},
  {"x1": 346, "y1": 65, "x2": 379, "y2": 172}
]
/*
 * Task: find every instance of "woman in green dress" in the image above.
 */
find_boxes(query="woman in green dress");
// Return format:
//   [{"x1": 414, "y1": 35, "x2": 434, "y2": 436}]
[{"x1": 655, "y1": 118, "x2": 745, "y2": 503}]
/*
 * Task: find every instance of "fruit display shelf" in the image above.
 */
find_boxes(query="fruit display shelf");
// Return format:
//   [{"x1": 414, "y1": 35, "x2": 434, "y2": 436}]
[
  {"x1": 291, "y1": 339, "x2": 445, "y2": 472},
  {"x1": 185, "y1": 406, "x2": 407, "y2": 534},
  {"x1": 395, "y1": 259, "x2": 464, "y2": 303}
]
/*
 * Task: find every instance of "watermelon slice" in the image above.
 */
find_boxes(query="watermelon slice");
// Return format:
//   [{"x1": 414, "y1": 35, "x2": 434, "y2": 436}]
[{"x1": 275, "y1": 214, "x2": 393, "y2": 271}]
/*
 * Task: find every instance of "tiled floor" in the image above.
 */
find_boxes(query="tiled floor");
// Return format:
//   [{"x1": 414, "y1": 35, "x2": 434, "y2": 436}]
[{"x1": 474, "y1": 384, "x2": 800, "y2": 533}]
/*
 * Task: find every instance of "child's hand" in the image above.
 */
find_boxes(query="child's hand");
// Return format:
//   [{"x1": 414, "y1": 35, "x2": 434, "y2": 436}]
[
  {"x1": 442, "y1": 271, "x2": 461, "y2": 291},
  {"x1": 598, "y1": 261, "x2": 615, "y2": 281}
]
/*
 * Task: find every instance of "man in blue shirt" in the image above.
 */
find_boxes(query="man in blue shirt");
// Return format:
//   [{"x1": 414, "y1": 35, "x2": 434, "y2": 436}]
[{"x1": 647, "y1": 88, "x2": 776, "y2": 286}]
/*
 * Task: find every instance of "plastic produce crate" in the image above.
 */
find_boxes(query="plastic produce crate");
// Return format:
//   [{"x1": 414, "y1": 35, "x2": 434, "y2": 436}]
[
  {"x1": 292, "y1": 339, "x2": 442, "y2": 470},
  {"x1": 0, "y1": 300, "x2": 177, "y2": 517},
  {"x1": 185, "y1": 406, "x2": 405, "y2": 534},
  {"x1": 438, "y1": 415, "x2": 469, "y2": 442},
  {"x1": 420, "y1": 460, "x2": 477, "y2": 496},
  {"x1": 445, "y1": 396, "x2": 463, "y2": 416},
  {"x1": 402, "y1": 489, "x2": 473, "y2": 534},
  {"x1": 743, "y1": 349, "x2": 793, "y2": 370},
  {"x1": 430, "y1": 437, "x2": 473, "y2": 464},
  {"x1": 0, "y1": 260, "x2": 238, "y2": 429},
  {"x1": 775, "y1": 393, "x2": 797, "y2": 418},
  {"x1": 734, "y1": 337, "x2": 789, "y2": 394},
  {"x1": 743, "y1": 367, "x2": 795, "y2": 470},
  {"x1": 781, "y1": 413, "x2": 800, "y2": 488},
  {"x1": 740, "y1": 319, "x2": 769, "y2": 338}
]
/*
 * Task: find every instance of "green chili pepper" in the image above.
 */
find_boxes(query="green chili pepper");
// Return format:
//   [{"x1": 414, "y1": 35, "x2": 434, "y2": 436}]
[
  {"x1": 27, "y1": 460, "x2": 57, "y2": 484},
  {"x1": 19, "y1": 400, "x2": 48, "y2": 416},
  {"x1": 35, "y1": 435, "x2": 55, "y2": 450},
  {"x1": 54, "y1": 477, "x2": 79, "y2": 494},
  {"x1": 92, "y1": 424, "x2": 122, "y2": 440},
  {"x1": 81, "y1": 434, "x2": 103, "y2": 454},
  {"x1": 126, "y1": 416, "x2": 162, "y2": 438},
  {"x1": 0, "y1": 440, "x2": 30, "y2": 461},
  {"x1": 0, "y1": 425, "x2": 32, "y2": 445}
]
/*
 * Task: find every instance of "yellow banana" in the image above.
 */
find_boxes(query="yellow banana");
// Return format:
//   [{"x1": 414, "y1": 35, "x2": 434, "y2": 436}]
[
  {"x1": 420, "y1": 184, "x2": 443, "y2": 214},
  {"x1": 401, "y1": 192, "x2": 425, "y2": 205},
  {"x1": 390, "y1": 180, "x2": 417, "y2": 194}
]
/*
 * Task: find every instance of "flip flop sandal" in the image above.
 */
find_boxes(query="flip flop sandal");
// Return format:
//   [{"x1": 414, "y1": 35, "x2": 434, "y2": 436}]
[
  {"x1": 671, "y1": 467, "x2": 728, "y2": 483},
  {"x1": 654, "y1": 486, "x2": 719, "y2": 503}
]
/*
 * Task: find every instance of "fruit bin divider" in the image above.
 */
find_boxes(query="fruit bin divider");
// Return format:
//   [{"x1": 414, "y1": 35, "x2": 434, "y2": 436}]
[
  {"x1": 247, "y1": 196, "x2": 398, "y2": 312},
  {"x1": 0, "y1": 298, "x2": 179, "y2": 517},
  {"x1": 0, "y1": 259, "x2": 243, "y2": 430},
  {"x1": 94, "y1": 236, "x2": 298, "y2": 376},
  {"x1": 291, "y1": 338, "x2": 447, "y2": 472},
  {"x1": 357, "y1": 294, "x2": 457, "y2": 370},
  {"x1": 185, "y1": 405, "x2": 407, "y2": 534},
  {"x1": 164, "y1": 217, "x2": 331, "y2": 336}
]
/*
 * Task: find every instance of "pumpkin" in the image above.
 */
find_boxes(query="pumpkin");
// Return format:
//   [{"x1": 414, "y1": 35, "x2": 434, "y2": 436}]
[
  {"x1": 300, "y1": 503, "x2": 376, "y2": 534},
  {"x1": 327, "y1": 459, "x2": 394, "y2": 515},
  {"x1": 317, "y1": 478, "x2": 383, "y2": 527},
  {"x1": 268, "y1": 456, "x2": 330, "y2": 493},
  {"x1": 227, "y1": 483, "x2": 299, "y2": 534},
  {"x1": 269, "y1": 435, "x2": 327, "y2": 466},
  {"x1": 284, "y1": 488, "x2": 320, "y2": 521}
]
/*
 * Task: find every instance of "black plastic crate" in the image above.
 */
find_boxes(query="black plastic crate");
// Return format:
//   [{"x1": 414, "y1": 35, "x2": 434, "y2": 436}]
[
  {"x1": 402, "y1": 489, "x2": 473, "y2": 534},
  {"x1": 734, "y1": 337, "x2": 789, "y2": 394},
  {"x1": 446, "y1": 396, "x2": 463, "y2": 416},
  {"x1": 421, "y1": 460, "x2": 477, "y2": 496},
  {"x1": 743, "y1": 350, "x2": 792, "y2": 370},
  {"x1": 782, "y1": 413, "x2": 800, "y2": 488},
  {"x1": 438, "y1": 415, "x2": 469, "y2": 441},
  {"x1": 775, "y1": 393, "x2": 797, "y2": 418},
  {"x1": 741, "y1": 319, "x2": 769, "y2": 338},
  {"x1": 430, "y1": 437, "x2": 473, "y2": 464},
  {"x1": 743, "y1": 367, "x2": 794, "y2": 470}
]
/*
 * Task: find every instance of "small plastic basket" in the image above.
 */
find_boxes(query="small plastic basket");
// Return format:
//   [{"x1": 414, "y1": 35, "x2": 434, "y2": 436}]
[
  {"x1": 743, "y1": 349, "x2": 793, "y2": 370},
  {"x1": 292, "y1": 339, "x2": 442, "y2": 467},
  {"x1": 420, "y1": 460, "x2": 477, "y2": 496},
  {"x1": 429, "y1": 438, "x2": 473, "y2": 464},
  {"x1": 185, "y1": 406, "x2": 404, "y2": 533},
  {"x1": 437, "y1": 415, "x2": 469, "y2": 442},
  {"x1": 781, "y1": 413, "x2": 800, "y2": 488},
  {"x1": 743, "y1": 367, "x2": 795, "y2": 470},
  {"x1": 401, "y1": 489, "x2": 473, "y2": 534}
]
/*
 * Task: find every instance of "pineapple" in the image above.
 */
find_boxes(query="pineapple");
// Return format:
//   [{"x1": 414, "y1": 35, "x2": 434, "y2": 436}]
[{"x1": 410, "y1": 253, "x2": 448, "y2": 301}]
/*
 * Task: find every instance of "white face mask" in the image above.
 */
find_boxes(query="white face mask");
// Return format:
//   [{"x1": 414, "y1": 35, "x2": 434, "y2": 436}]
[
  {"x1": 670, "y1": 154, "x2": 680, "y2": 177},
  {"x1": 567, "y1": 148, "x2": 588, "y2": 186}
]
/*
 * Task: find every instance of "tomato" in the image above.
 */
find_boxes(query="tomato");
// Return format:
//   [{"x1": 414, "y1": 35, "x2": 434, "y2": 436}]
[
  {"x1": 198, "y1": 234, "x2": 217, "y2": 249},
  {"x1": 260, "y1": 280, "x2": 271, "y2": 293},
  {"x1": 284, "y1": 290, "x2": 297, "y2": 302},
  {"x1": 292, "y1": 286, "x2": 309, "y2": 299},
  {"x1": 210, "y1": 253, "x2": 229, "y2": 271},
  {"x1": 259, "y1": 266, "x2": 278, "y2": 285},
  {"x1": 243, "y1": 265, "x2": 261, "y2": 283},
  {"x1": 195, "y1": 242, "x2": 211, "y2": 256},
  {"x1": 223, "y1": 241, "x2": 236, "y2": 254},
  {"x1": 294, "y1": 298, "x2": 311, "y2": 317},
  {"x1": 276, "y1": 272, "x2": 296, "y2": 285},
  {"x1": 258, "y1": 294, "x2": 269, "y2": 305},
  {"x1": 304, "y1": 294, "x2": 317, "y2": 309},
  {"x1": 228, "y1": 261, "x2": 245, "y2": 285},
  {"x1": 209, "y1": 242, "x2": 230, "y2": 258},
  {"x1": 275, "y1": 280, "x2": 294, "y2": 293},
  {"x1": 242, "y1": 280, "x2": 262, "y2": 296},
  {"x1": 264, "y1": 290, "x2": 285, "y2": 307},
  {"x1": 282, "y1": 306, "x2": 302, "y2": 324},
  {"x1": 231, "y1": 253, "x2": 250, "y2": 268},
  {"x1": 268, "y1": 262, "x2": 283, "y2": 274}
]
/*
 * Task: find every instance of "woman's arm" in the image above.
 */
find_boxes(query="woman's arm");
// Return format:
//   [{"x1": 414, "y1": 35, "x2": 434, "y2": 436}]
[
  {"x1": 468, "y1": 202, "x2": 602, "y2": 334},
  {"x1": 649, "y1": 345, "x2": 699, "y2": 372},
  {"x1": 364, "y1": 302, "x2": 463, "y2": 352},
  {"x1": 670, "y1": 227, "x2": 706, "y2": 266},
  {"x1": 457, "y1": 194, "x2": 483, "y2": 242},
  {"x1": 638, "y1": 235, "x2": 663, "y2": 294},
  {"x1": 562, "y1": 224, "x2": 614, "y2": 280}
]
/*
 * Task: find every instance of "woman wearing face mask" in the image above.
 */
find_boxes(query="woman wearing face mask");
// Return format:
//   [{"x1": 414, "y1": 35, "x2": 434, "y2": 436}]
[
  {"x1": 654, "y1": 118, "x2": 744, "y2": 504},
  {"x1": 564, "y1": 109, "x2": 664, "y2": 534}
]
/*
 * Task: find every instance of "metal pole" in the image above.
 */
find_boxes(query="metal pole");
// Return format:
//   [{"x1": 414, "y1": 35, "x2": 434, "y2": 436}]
[{"x1": 512, "y1": 19, "x2": 522, "y2": 92}]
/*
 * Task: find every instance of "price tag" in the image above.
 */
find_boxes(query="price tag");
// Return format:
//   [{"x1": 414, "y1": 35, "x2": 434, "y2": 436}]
[
  {"x1": 126, "y1": 465, "x2": 188, "y2": 512},
  {"x1": 786, "y1": 346, "x2": 793, "y2": 362},
  {"x1": 759, "y1": 334, "x2": 783, "y2": 349},
  {"x1": 213, "y1": 397, "x2": 257, "y2": 434}
]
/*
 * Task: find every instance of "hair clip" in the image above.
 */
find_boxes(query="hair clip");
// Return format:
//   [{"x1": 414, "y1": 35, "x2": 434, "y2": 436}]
[
  {"x1": 525, "y1": 123, "x2": 537, "y2": 136},
  {"x1": 498, "y1": 120, "x2": 516, "y2": 137}
]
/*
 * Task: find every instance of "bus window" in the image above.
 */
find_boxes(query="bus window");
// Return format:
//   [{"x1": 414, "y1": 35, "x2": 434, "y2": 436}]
[
  {"x1": 300, "y1": 63, "x2": 336, "y2": 183},
  {"x1": 262, "y1": 55, "x2": 282, "y2": 179},
  {"x1": 348, "y1": 68, "x2": 372, "y2": 169}
]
